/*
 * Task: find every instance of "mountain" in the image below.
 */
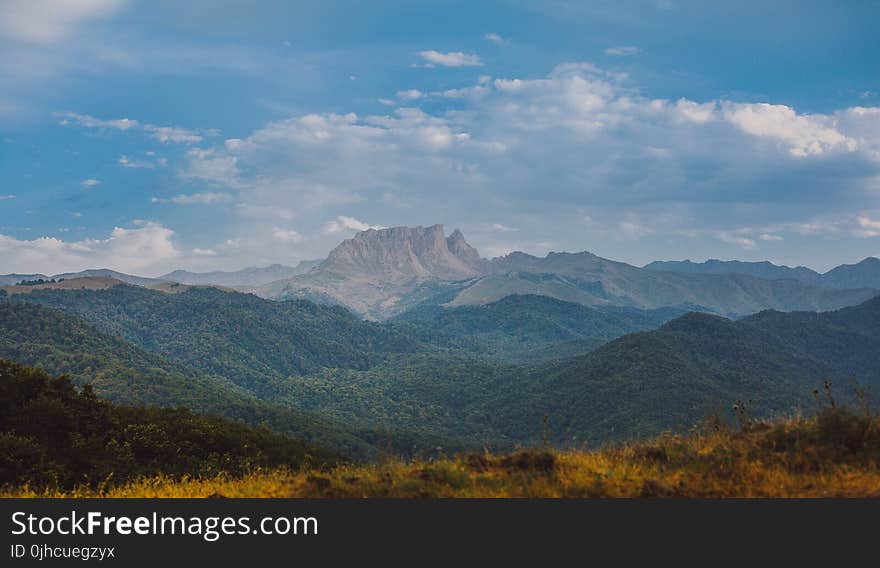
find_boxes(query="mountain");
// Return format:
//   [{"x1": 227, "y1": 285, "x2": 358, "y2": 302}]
[
  {"x1": 51, "y1": 269, "x2": 169, "y2": 287},
  {"x1": 161, "y1": 261, "x2": 320, "y2": 287},
  {"x1": 255, "y1": 225, "x2": 485, "y2": 318},
  {"x1": 394, "y1": 294, "x2": 686, "y2": 361},
  {"x1": 495, "y1": 296, "x2": 880, "y2": 444},
  {"x1": 0, "y1": 276, "x2": 124, "y2": 295},
  {"x1": 646, "y1": 257, "x2": 880, "y2": 290},
  {"x1": 0, "y1": 269, "x2": 167, "y2": 288},
  {"x1": 741, "y1": 296, "x2": 880, "y2": 383},
  {"x1": 0, "y1": 273, "x2": 48, "y2": 286},
  {"x1": 822, "y1": 257, "x2": 880, "y2": 289},
  {"x1": 277, "y1": 294, "x2": 880, "y2": 449},
  {"x1": 644, "y1": 259, "x2": 823, "y2": 284},
  {"x1": 252, "y1": 226, "x2": 877, "y2": 319},
  {"x1": 5, "y1": 270, "x2": 880, "y2": 455},
  {"x1": 458, "y1": 251, "x2": 877, "y2": 316}
]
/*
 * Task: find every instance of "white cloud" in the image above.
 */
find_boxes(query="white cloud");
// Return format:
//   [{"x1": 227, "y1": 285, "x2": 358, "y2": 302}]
[
  {"x1": 0, "y1": 222, "x2": 180, "y2": 275},
  {"x1": 191, "y1": 248, "x2": 217, "y2": 256},
  {"x1": 488, "y1": 223, "x2": 518, "y2": 232},
  {"x1": 759, "y1": 233, "x2": 783, "y2": 241},
  {"x1": 323, "y1": 216, "x2": 385, "y2": 234},
  {"x1": 173, "y1": 62, "x2": 880, "y2": 266},
  {"x1": 271, "y1": 227, "x2": 304, "y2": 243},
  {"x1": 118, "y1": 155, "x2": 155, "y2": 169},
  {"x1": 57, "y1": 111, "x2": 138, "y2": 131},
  {"x1": 143, "y1": 124, "x2": 203, "y2": 144},
  {"x1": 604, "y1": 46, "x2": 640, "y2": 56},
  {"x1": 484, "y1": 33, "x2": 507, "y2": 45},
  {"x1": 0, "y1": 0, "x2": 125, "y2": 44},
  {"x1": 181, "y1": 148, "x2": 240, "y2": 184},
  {"x1": 717, "y1": 232, "x2": 757, "y2": 250},
  {"x1": 418, "y1": 50, "x2": 483, "y2": 67},
  {"x1": 80, "y1": 179, "x2": 100, "y2": 188},
  {"x1": 397, "y1": 89, "x2": 424, "y2": 101},
  {"x1": 722, "y1": 102, "x2": 857, "y2": 157},
  {"x1": 0, "y1": 195, "x2": 16, "y2": 200},
  {"x1": 59, "y1": 112, "x2": 210, "y2": 145},
  {"x1": 152, "y1": 192, "x2": 232, "y2": 205},
  {"x1": 855, "y1": 215, "x2": 880, "y2": 237}
]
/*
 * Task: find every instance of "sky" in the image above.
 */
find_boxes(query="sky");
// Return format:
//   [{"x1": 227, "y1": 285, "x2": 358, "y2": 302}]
[{"x1": 0, "y1": 0, "x2": 879, "y2": 276}]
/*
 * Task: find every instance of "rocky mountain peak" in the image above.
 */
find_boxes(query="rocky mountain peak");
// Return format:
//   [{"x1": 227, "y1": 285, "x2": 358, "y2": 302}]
[{"x1": 322, "y1": 224, "x2": 485, "y2": 281}]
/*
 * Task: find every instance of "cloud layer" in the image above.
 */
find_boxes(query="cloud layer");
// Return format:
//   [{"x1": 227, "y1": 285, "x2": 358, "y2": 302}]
[{"x1": 172, "y1": 62, "x2": 880, "y2": 262}]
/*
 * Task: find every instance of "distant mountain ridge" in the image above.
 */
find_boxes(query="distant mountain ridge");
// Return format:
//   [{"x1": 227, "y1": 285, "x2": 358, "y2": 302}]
[
  {"x1": 161, "y1": 261, "x2": 320, "y2": 287},
  {"x1": 646, "y1": 257, "x2": 880, "y2": 289},
  {"x1": 0, "y1": 269, "x2": 167, "y2": 287},
  {"x1": 246, "y1": 225, "x2": 879, "y2": 319},
  {"x1": 5, "y1": 224, "x2": 879, "y2": 320}
]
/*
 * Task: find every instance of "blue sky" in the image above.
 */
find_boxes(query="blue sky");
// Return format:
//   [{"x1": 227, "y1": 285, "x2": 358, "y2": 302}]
[{"x1": 1, "y1": 0, "x2": 879, "y2": 275}]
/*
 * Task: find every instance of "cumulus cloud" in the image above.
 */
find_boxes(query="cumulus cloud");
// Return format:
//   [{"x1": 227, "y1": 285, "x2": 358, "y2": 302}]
[
  {"x1": 418, "y1": 50, "x2": 482, "y2": 67},
  {"x1": 0, "y1": 222, "x2": 180, "y2": 275},
  {"x1": 604, "y1": 46, "x2": 640, "y2": 56},
  {"x1": 181, "y1": 148, "x2": 239, "y2": 184},
  {"x1": 0, "y1": 0, "x2": 125, "y2": 44},
  {"x1": 722, "y1": 102, "x2": 857, "y2": 157},
  {"x1": 80, "y1": 179, "x2": 100, "y2": 188},
  {"x1": 173, "y1": 62, "x2": 880, "y2": 264}
]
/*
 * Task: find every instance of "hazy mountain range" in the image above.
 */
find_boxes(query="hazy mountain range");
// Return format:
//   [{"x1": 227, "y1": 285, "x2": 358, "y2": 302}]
[
  {"x1": 247, "y1": 224, "x2": 880, "y2": 319},
  {"x1": 161, "y1": 261, "x2": 321, "y2": 287},
  {"x1": 4, "y1": 224, "x2": 880, "y2": 321},
  {"x1": 645, "y1": 257, "x2": 880, "y2": 289}
]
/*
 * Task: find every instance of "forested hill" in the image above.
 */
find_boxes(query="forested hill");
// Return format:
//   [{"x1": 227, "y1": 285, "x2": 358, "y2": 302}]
[
  {"x1": 0, "y1": 299, "x2": 389, "y2": 459},
  {"x1": 0, "y1": 359, "x2": 338, "y2": 489},
  {"x1": 9, "y1": 285, "x2": 420, "y2": 395},
  {"x1": 393, "y1": 294, "x2": 686, "y2": 361},
  {"x1": 492, "y1": 298, "x2": 880, "y2": 445}
]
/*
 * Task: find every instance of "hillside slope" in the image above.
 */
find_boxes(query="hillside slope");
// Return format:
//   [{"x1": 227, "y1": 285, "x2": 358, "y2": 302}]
[
  {"x1": 11, "y1": 285, "x2": 420, "y2": 397},
  {"x1": 0, "y1": 300, "x2": 385, "y2": 459},
  {"x1": 0, "y1": 359, "x2": 338, "y2": 489},
  {"x1": 394, "y1": 294, "x2": 685, "y2": 361}
]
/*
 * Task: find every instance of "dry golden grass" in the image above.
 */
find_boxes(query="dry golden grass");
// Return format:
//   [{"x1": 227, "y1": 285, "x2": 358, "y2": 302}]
[{"x1": 5, "y1": 408, "x2": 880, "y2": 498}]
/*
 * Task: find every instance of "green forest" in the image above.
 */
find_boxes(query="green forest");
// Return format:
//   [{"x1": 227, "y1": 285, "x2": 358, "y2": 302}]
[{"x1": 1, "y1": 285, "x2": 879, "y2": 490}]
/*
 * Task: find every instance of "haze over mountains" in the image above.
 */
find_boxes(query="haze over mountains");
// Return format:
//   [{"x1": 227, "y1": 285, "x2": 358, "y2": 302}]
[
  {"x1": 5, "y1": 224, "x2": 880, "y2": 321},
  {"x1": 161, "y1": 261, "x2": 321, "y2": 288},
  {"x1": 247, "y1": 224, "x2": 879, "y2": 319},
  {"x1": 646, "y1": 257, "x2": 880, "y2": 290}
]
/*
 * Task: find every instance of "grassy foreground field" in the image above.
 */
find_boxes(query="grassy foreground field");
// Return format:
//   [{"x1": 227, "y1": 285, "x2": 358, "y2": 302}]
[{"x1": 6, "y1": 406, "x2": 880, "y2": 498}]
